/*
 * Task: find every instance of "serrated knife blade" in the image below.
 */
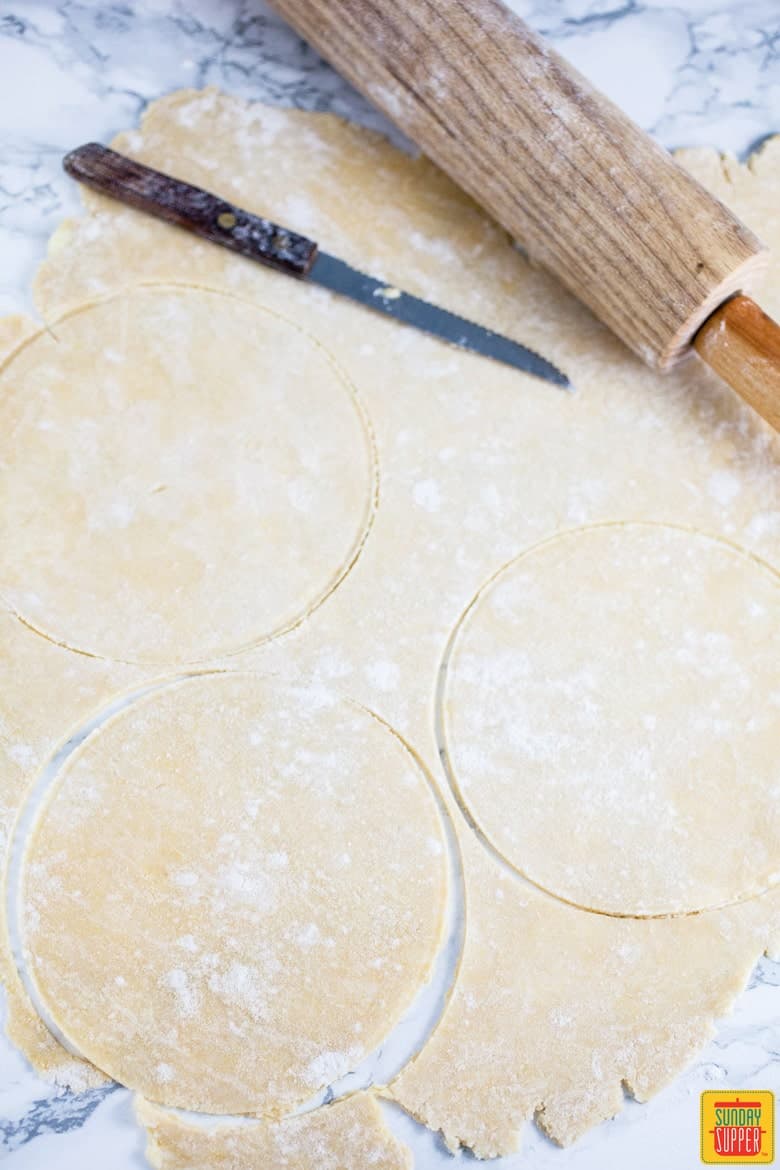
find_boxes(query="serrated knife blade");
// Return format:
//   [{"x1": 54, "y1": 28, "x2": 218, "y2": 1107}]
[{"x1": 307, "y1": 252, "x2": 571, "y2": 387}]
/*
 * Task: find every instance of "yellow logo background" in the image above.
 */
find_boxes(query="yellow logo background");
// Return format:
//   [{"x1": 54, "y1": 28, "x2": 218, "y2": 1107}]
[{"x1": 701, "y1": 1090, "x2": 774, "y2": 1164}]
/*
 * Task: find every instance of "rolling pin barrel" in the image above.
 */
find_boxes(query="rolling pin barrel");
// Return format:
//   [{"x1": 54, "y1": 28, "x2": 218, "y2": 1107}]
[{"x1": 269, "y1": 0, "x2": 768, "y2": 375}]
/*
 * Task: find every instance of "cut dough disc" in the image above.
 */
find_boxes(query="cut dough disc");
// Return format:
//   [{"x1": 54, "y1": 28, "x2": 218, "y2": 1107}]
[
  {"x1": 0, "y1": 285, "x2": 375, "y2": 664},
  {"x1": 441, "y1": 523, "x2": 780, "y2": 916},
  {"x1": 21, "y1": 673, "x2": 448, "y2": 1114}
]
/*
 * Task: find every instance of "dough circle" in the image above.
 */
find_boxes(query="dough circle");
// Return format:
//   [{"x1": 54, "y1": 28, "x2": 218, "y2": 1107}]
[
  {"x1": 21, "y1": 672, "x2": 448, "y2": 1114},
  {"x1": 0, "y1": 285, "x2": 375, "y2": 664},
  {"x1": 441, "y1": 523, "x2": 780, "y2": 917}
]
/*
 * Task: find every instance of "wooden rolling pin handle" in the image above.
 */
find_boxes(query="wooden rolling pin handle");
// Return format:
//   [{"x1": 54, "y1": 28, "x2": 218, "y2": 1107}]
[
  {"x1": 269, "y1": 0, "x2": 769, "y2": 376},
  {"x1": 694, "y1": 296, "x2": 780, "y2": 431}
]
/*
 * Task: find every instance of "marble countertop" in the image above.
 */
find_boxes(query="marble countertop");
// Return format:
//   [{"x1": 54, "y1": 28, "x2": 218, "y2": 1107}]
[{"x1": 0, "y1": 2, "x2": 778, "y2": 1168}]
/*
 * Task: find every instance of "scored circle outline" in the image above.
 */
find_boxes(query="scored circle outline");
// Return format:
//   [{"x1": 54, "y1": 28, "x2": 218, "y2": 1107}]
[
  {"x1": 18, "y1": 670, "x2": 456, "y2": 1116},
  {"x1": 0, "y1": 282, "x2": 379, "y2": 665},
  {"x1": 437, "y1": 521, "x2": 780, "y2": 919}
]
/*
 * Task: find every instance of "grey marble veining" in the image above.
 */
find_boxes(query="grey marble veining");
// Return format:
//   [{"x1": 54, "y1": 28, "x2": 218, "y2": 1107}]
[
  {"x1": 0, "y1": 2, "x2": 778, "y2": 1167},
  {"x1": 512, "y1": 0, "x2": 779, "y2": 152},
  {"x1": 0, "y1": 1084, "x2": 117, "y2": 1154}
]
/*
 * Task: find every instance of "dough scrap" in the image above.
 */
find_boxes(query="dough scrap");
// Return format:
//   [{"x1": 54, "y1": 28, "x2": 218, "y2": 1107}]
[
  {"x1": 389, "y1": 833, "x2": 780, "y2": 1156},
  {"x1": 0, "y1": 286, "x2": 375, "y2": 664},
  {"x1": 136, "y1": 1092, "x2": 411, "y2": 1170},
  {"x1": 1, "y1": 91, "x2": 778, "y2": 1155},
  {"x1": 20, "y1": 672, "x2": 448, "y2": 1115},
  {"x1": 442, "y1": 522, "x2": 780, "y2": 916}
]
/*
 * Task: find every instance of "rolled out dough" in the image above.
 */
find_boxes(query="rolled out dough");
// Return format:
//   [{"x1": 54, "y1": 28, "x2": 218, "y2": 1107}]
[
  {"x1": 136, "y1": 1091, "x2": 411, "y2": 1170},
  {"x1": 21, "y1": 673, "x2": 448, "y2": 1115},
  {"x1": 0, "y1": 286, "x2": 375, "y2": 664},
  {"x1": 441, "y1": 522, "x2": 780, "y2": 916},
  {"x1": 2, "y1": 91, "x2": 778, "y2": 1156}
]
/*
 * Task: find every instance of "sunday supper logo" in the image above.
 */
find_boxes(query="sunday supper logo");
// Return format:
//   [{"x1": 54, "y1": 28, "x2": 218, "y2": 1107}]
[{"x1": 701, "y1": 1091, "x2": 774, "y2": 1164}]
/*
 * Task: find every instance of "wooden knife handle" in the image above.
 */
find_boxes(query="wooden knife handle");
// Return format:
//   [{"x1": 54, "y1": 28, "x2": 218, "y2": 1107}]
[
  {"x1": 694, "y1": 296, "x2": 780, "y2": 430},
  {"x1": 270, "y1": 0, "x2": 767, "y2": 371},
  {"x1": 64, "y1": 143, "x2": 319, "y2": 276}
]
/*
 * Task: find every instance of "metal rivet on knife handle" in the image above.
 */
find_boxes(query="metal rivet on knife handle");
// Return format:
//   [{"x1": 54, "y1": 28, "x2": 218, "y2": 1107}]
[{"x1": 63, "y1": 143, "x2": 319, "y2": 277}]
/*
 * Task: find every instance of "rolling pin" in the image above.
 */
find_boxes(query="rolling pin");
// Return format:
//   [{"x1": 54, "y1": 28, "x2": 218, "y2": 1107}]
[{"x1": 269, "y1": 0, "x2": 780, "y2": 430}]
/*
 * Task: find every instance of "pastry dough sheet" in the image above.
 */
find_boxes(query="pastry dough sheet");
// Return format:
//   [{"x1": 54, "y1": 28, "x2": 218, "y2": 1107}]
[
  {"x1": 20, "y1": 673, "x2": 448, "y2": 1115},
  {"x1": 0, "y1": 91, "x2": 777, "y2": 1158}
]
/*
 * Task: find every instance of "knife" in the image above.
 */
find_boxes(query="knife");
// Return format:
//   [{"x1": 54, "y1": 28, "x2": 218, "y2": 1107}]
[{"x1": 63, "y1": 144, "x2": 570, "y2": 391}]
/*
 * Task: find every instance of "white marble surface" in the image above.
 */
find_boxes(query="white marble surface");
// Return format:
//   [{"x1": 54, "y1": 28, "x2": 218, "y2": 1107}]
[{"x1": 0, "y1": 1, "x2": 778, "y2": 1167}]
